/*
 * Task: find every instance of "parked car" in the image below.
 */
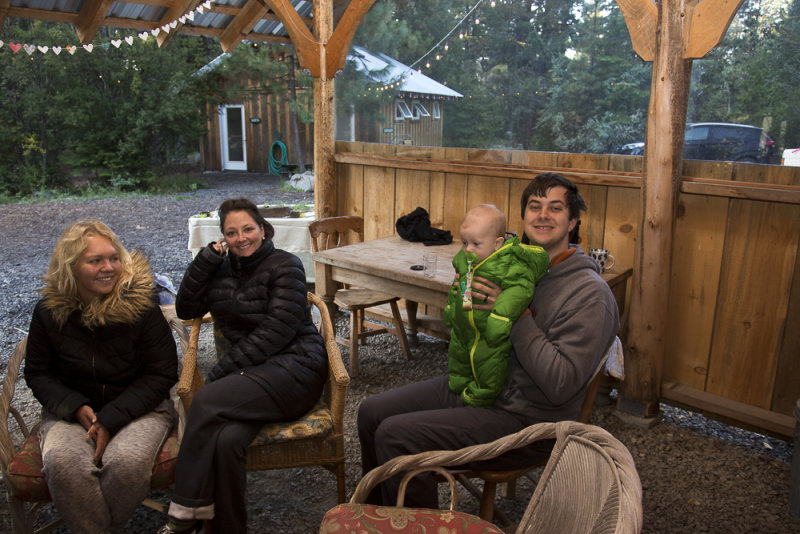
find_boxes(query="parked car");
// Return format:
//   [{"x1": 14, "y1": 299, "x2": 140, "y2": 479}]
[{"x1": 616, "y1": 122, "x2": 776, "y2": 163}]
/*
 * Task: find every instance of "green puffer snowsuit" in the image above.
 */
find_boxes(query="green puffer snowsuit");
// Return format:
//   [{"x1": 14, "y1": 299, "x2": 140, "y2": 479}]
[{"x1": 443, "y1": 236, "x2": 549, "y2": 407}]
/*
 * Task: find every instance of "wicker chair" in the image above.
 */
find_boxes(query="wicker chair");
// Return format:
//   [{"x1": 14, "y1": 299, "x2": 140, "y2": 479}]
[
  {"x1": 0, "y1": 309, "x2": 191, "y2": 534},
  {"x1": 455, "y1": 347, "x2": 614, "y2": 526},
  {"x1": 308, "y1": 216, "x2": 412, "y2": 377},
  {"x1": 176, "y1": 292, "x2": 350, "y2": 503},
  {"x1": 320, "y1": 421, "x2": 643, "y2": 534}
]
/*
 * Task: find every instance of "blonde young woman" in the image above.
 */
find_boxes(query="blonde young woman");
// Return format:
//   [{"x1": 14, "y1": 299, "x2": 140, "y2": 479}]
[{"x1": 24, "y1": 219, "x2": 178, "y2": 534}]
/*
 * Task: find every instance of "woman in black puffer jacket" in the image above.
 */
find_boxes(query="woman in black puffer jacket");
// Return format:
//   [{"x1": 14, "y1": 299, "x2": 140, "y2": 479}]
[{"x1": 160, "y1": 198, "x2": 327, "y2": 534}]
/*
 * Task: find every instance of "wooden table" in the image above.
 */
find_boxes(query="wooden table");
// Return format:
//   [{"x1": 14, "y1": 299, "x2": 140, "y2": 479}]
[{"x1": 312, "y1": 235, "x2": 632, "y2": 342}]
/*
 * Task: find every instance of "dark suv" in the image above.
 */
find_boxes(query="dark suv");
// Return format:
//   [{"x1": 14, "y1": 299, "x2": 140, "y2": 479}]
[
  {"x1": 616, "y1": 122, "x2": 776, "y2": 163},
  {"x1": 683, "y1": 123, "x2": 775, "y2": 163}
]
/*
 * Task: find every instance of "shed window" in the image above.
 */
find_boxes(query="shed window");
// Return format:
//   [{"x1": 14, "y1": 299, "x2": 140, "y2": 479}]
[
  {"x1": 432, "y1": 101, "x2": 441, "y2": 120},
  {"x1": 395, "y1": 100, "x2": 412, "y2": 121},
  {"x1": 412, "y1": 101, "x2": 430, "y2": 120}
]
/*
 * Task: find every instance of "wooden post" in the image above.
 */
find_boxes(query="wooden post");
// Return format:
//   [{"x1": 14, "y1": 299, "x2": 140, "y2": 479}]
[
  {"x1": 616, "y1": 0, "x2": 744, "y2": 419},
  {"x1": 313, "y1": 1, "x2": 335, "y2": 220},
  {"x1": 619, "y1": 0, "x2": 691, "y2": 418}
]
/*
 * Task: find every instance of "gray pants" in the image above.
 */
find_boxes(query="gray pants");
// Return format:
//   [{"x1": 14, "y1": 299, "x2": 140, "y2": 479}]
[{"x1": 38, "y1": 400, "x2": 174, "y2": 534}]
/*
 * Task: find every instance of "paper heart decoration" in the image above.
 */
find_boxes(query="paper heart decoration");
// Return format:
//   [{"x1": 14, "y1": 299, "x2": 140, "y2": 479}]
[
  {"x1": 37, "y1": 46, "x2": 49, "y2": 54},
  {"x1": 179, "y1": 16, "x2": 186, "y2": 24},
  {"x1": 83, "y1": 44, "x2": 93, "y2": 52},
  {"x1": 170, "y1": 20, "x2": 178, "y2": 28},
  {"x1": 151, "y1": 28, "x2": 160, "y2": 36},
  {"x1": 139, "y1": 32, "x2": 149, "y2": 40},
  {"x1": 203, "y1": 1, "x2": 211, "y2": 9},
  {"x1": 10, "y1": 42, "x2": 22, "y2": 53},
  {"x1": 52, "y1": 46, "x2": 62, "y2": 55},
  {"x1": 111, "y1": 39, "x2": 122, "y2": 48},
  {"x1": 197, "y1": 5, "x2": 205, "y2": 14},
  {"x1": 186, "y1": 12, "x2": 195, "y2": 21},
  {"x1": 101, "y1": 43, "x2": 110, "y2": 50},
  {"x1": 23, "y1": 44, "x2": 36, "y2": 55},
  {"x1": 125, "y1": 36, "x2": 134, "y2": 46},
  {"x1": 161, "y1": 25, "x2": 170, "y2": 33},
  {"x1": 0, "y1": 40, "x2": 4, "y2": 48},
  {"x1": 67, "y1": 46, "x2": 77, "y2": 55}
]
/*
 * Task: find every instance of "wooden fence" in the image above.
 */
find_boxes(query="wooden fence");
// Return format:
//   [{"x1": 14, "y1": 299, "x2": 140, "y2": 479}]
[{"x1": 333, "y1": 140, "x2": 800, "y2": 437}]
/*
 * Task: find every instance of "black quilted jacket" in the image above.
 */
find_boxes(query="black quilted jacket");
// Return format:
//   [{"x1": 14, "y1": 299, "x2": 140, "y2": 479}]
[{"x1": 176, "y1": 239, "x2": 327, "y2": 419}]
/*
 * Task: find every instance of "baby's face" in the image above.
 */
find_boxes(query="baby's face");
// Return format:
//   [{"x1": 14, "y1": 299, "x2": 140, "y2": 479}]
[{"x1": 459, "y1": 216, "x2": 502, "y2": 263}]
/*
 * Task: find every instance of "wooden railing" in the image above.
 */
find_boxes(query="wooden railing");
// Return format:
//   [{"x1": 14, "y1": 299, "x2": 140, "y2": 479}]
[{"x1": 333, "y1": 141, "x2": 800, "y2": 437}]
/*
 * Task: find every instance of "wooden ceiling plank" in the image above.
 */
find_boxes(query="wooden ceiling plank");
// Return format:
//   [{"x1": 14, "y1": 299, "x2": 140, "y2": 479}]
[
  {"x1": 219, "y1": 0, "x2": 269, "y2": 52},
  {"x1": 75, "y1": 0, "x2": 115, "y2": 43},
  {"x1": 262, "y1": 0, "x2": 319, "y2": 75},
  {"x1": 684, "y1": 0, "x2": 744, "y2": 58},
  {"x1": 326, "y1": 0, "x2": 376, "y2": 76}
]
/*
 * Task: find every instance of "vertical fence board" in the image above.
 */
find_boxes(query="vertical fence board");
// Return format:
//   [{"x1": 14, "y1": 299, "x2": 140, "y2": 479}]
[
  {"x1": 363, "y1": 144, "x2": 397, "y2": 240},
  {"x1": 664, "y1": 194, "x2": 728, "y2": 389},
  {"x1": 395, "y1": 145, "x2": 431, "y2": 219},
  {"x1": 429, "y1": 147, "x2": 448, "y2": 232},
  {"x1": 772, "y1": 245, "x2": 800, "y2": 414},
  {"x1": 602, "y1": 187, "x2": 639, "y2": 271},
  {"x1": 335, "y1": 141, "x2": 364, "y2": 218},
  {"x1": 442, "y1": 148, "x2": 470, "y2": 238},
  {"x1": 707, "y1": 200, "x2": 800, "y2": 407},
  {"x1": 581, "y1": 185, "x2": 609, "y2": 252}
]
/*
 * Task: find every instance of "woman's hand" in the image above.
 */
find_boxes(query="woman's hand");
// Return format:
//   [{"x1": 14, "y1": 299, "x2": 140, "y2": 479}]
[
  {"x1": 470, "y1": 275, "x2": 501, "y2": 310},
  {"x1": 212, "y1": 237, "x2": 229, "y2": 255},
  {"x1": 75, "y1": 405, "x2": 110, "y2": 466}
]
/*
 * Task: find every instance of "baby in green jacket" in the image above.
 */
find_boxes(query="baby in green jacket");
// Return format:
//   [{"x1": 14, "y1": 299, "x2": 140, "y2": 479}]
[{"x1": 444, "y1": 204, "x2": 550, "y2": 406}]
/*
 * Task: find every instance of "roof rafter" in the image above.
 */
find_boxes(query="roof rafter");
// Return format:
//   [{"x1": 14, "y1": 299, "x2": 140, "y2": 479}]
[{"x1": 75, "y1": 0, "x2": 115, "y2": 43}]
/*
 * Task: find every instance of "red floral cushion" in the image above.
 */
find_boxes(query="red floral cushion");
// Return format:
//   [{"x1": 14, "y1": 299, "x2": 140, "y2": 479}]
[
  {"x1": 319, "y1": 503, "x2": 505, "y2": 533},
  {"x1": 5, "y1": 429, "x2": 49, "y2": 502},
  {"x1": 5, "y1": 426, "x2": 180, "y2": 501}
]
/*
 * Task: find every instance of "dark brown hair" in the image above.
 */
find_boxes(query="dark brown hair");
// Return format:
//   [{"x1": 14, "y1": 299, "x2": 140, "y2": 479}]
[
  {"x1": 520, "y1": 173, "x2": 587, "y2": 244},
  {"x1": 218, "y1": 198, "x2": 275, "y2": 240}
]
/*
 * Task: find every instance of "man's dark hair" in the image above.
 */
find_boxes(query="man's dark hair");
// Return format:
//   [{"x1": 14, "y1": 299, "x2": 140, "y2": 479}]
[
  {"x1": 218, "y1": 198, "x2": 275, "y2": 240},
  {"x1": 520, "y1": 173, "x2": 587, "y2": 244}
]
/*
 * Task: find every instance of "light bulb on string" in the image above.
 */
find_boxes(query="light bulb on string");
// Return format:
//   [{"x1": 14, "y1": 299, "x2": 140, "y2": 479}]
[
  {"x1": 435, "y1": 53, "x2": 440, "y2": 60},
  {"x1": 475, "y1": 16, "x2": 480, "y2": 24},
  {"x1": 426, "y1": 61, "x2": 431, "y2": 68},
  {"x1": 491, "y1": 0, "x2": 496, "y2": 6},
  {"x1": 444, "y1": 42, "x2": 449, "y2": 51}
]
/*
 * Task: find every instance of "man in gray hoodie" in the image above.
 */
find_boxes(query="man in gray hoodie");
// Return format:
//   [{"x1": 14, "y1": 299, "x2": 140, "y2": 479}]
[{"x1": 357, "y1": 173, "x2": 620, "y2": 508}]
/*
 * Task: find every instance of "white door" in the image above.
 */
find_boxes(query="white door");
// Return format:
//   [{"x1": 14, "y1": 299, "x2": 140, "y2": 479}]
[{"x1": 220, "y1": 105, "x2": 247, "y2": 171}]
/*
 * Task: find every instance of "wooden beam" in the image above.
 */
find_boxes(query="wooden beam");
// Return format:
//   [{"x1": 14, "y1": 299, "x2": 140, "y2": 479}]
[
  {"x1": 616, "y1": 0, "x2": 657, "y2": 61},
  {"x1": 662, "y1": 380, "x2": 795, "y2": 438},
  {"x1": 75, "y1": 0, "x2": 114, "y2": 44},
  {"x1": 156, "y1": 0, "x2": 201, "y2": 48},
  {"x1": 684, "y1": 0, "x2": 745, "y2": 58},
  {"x1": 681, "y1": 177, "x2": 800, "y2": 204},
  {"x1": 219, "y1": 0, "x2": 269, "y2": 52},
  {"x1": 263, "y1": 0, "x2": 320, "y2": 76},
  {"x1": 7, "y1": 6, "x2": 78, "y2": 24},
  {"x1": 0, "y1": 0, "x2": 9, "y2": 31},
  {"x1": 326, "y1": 0, "x2": 377, "y2": 75}
]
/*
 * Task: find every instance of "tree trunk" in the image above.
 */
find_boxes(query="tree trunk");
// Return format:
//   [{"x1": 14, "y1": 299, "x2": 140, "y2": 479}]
[{"x1": 288, "y1": 54, "x2": 307, "y2": 174}]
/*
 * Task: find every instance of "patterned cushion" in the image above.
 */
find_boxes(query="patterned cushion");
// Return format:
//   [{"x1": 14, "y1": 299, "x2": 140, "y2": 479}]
[
  {"x1": 248, "y1": 399, "x2": 333, "y2": 446},
  {"x1": 150, "y1": 427, "x2": 180, "y2": 489},
  {"x1": 319, "y1": 503, "x2": 505, "y2": 533},
  {"x1": 5, "y1": 425, "x2": 180, "y2": 501},
  {"x1": 5, "y1": 429, "x2": 50, "y2": 502}
]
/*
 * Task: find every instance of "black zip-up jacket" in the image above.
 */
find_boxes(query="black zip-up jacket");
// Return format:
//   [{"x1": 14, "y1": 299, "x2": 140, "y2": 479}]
[
  {"x1": 176, "y1": 238, "x2": 327, "y2": 419},
  {"x1": 25, "y1": 254, "x2": 178, "y2": 435}
]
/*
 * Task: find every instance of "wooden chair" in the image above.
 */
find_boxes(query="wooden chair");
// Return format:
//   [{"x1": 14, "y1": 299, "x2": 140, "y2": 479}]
[
  {"x1": 308, "y1": 216, "x2": 412, "y2": 377},
  {"x1": 320, "y1": 420, "x2": 642, "y2": 534},
  {"x1": 0, "y1": 309, "x2": 191, "y2": 534},
  {"x1": 176, "y1": 292, "x2": 350, "y2": 503},
  {"x1": 455, "y1": 347, "x2": 615, "y2": 526}
]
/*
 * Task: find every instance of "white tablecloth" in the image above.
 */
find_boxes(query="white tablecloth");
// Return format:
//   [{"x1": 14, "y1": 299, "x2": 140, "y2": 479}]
[{"x1": 188, "y1": 214, "x2": 315, "y2": 282}]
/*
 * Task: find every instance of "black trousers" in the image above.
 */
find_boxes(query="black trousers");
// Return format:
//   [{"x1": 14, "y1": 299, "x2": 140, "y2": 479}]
[
  {"x1": 357, "y1": 376, "x2": 554, "y2": 509},
  {"x1": 171, "y1": 373, "x2": 286, "y2": 533}
]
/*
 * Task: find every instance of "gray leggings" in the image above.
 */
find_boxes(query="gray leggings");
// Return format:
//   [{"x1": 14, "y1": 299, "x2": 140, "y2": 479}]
[{"x1": 38, "y1": 400, "x2": 174, "y2": 534}]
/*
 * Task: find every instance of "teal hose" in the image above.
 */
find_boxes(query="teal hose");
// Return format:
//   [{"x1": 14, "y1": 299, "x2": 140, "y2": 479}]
[{"x1": 269, "y1": 140, "x2": 288, "y2": 175}]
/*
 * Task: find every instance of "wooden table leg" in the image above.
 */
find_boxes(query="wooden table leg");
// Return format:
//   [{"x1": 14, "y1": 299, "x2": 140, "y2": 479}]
[
  {"x1": 405, "y1": 300, "x2": 419, "y2": 347},
  {"x1": 314, "y1": 262, "x2": 337, "y2": 320}
]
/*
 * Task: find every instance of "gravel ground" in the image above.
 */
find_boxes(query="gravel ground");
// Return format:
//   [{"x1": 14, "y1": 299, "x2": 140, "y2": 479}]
[{"x1": 0, "y1": 171, "x2": 798, "y2": 533}]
